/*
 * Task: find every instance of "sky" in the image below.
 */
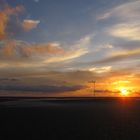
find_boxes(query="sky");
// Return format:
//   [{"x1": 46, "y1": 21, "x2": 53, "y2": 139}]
[{"x1": 0, "y1": 0, "x2": 140, "y2": 97}]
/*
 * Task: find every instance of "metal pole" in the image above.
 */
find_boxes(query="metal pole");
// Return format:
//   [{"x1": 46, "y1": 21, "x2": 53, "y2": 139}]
[
  {"x1": 93, "y1": 81, "x2": 96, "y2": 97},
  {"x1": 88, "y1": 80, "x2": 96, "y2": 97}
]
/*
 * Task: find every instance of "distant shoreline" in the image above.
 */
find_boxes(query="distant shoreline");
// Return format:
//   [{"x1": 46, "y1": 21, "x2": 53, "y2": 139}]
[{"x1": 0, "y1": 96, "x2": 140, "y2": 102}]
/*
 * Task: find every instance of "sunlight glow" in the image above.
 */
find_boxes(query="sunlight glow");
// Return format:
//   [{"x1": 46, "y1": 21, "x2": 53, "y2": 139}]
[
  {"x1": 121, "y1": 89, "x2": 128, "y2": 96},
  {"x1": 120, "y1": 88, "x2": 129, "y2": 96}
]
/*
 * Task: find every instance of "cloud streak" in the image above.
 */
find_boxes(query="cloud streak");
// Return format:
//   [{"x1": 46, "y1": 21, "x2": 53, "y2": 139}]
[
  {"x1": 44, "y1": 35, "x2": 91, "y2": 63},
  {"x1": 98, "y1": 1, "x2": 140, "y2": 21},
  {"x1": 44, "y1": 47, "x2": 88, "y2": 63},
  {"x1": 93, "y1": 48, "x2": 140, "y2": 65},
  {"x1": 0, "y1": 84, "x2": 85, "y2": 93},
  {"x1": 22, "y1": 19, "x2": 40, "y2": 31},
  {"x1": 57, "y1": 47, "x2": 140, "y2": 71},
  {"x1": 98, "y1": 1, "x2": 140, "y2": 41},
  {"x1": 0, "y1": 35, "x2": 90, "y2": 69},
  {"x1": 0, "y1": 40, "x2": 63, "y2": 62},
  {"x1": 108, "y1": 23, "x2": 140, "y2": 41}
]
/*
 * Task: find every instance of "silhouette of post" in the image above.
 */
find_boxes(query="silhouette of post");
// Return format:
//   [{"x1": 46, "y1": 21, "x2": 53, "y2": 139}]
[
  {"x1": 89, "y1": 80, "x2": 96, "y2": 97},
  {"x1": 93, "y1": 81, "x2": 96, "y2": 97}
]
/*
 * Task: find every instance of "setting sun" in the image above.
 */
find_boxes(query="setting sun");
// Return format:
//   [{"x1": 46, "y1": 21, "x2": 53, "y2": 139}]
[
  {"x1": 111, "y1": 79, "x2": 136, "y2": 96},
  {"x1": 120, "y1": 88, "x2": 129, "y2": 96}
]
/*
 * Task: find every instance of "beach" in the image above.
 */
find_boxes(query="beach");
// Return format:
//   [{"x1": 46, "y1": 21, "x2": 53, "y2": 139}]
[{"x1": 1, "y1": 97, "x2": 140, "y2": 140}]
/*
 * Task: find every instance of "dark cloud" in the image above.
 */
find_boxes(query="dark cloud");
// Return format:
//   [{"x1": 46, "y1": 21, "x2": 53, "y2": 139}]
[
  {"x1": 95, "y1": 89, "x2": 118, "y2": 93},
  {"x1": 93, "y1": 52, "x2": 140, "y2": 65},
  {"x1": 0, "y1": 78, "x2": 20, "y2": 82},
  {"x1": 114, "y1": 40, "x2": 140, "y2": 50},
  {"x1": 0, "y1": 85, "x2": 85, "y2": 93},
  {"x1": 0, "y1": 70, "x2": 99, "y2": 86}
]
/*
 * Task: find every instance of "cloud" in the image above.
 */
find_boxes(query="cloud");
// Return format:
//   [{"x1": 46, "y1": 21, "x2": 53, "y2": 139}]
[
  {"x1": 113, "y1": 40, "x2": 140, "y2": 50},
  {"x1": 0, "y1": 69, "x2": 99, "y2": 86},
  {"x1": 22, "y1": 19, "x2": 40, "y2": 31},
  {"x1": 0, "y1": 1, "x2": 91, "y2": 73},
  {"x1": 0, "y1": 35, "x2": 90, "y2": 70},
  {"x1": 94, "y1": 89, "x2": 115, "y2": 93},
  {"x1": 94, "y1": 43, "x2": 114, "y2": 52},
  {"x1": 0, "y1": 64, "x2": 138, "y2": 96},
  {"x1": 44, "y1": 36, "x2": 91, "y2": 63},
  {"x1": 0, "y1": 11, "x2": 8, "y2": 39},
  {"x1": 98, "y1": 1, "x2": 140, "y2": 21},
  {"x1": 59, "y1": 47, "x2": 140, "y2": 71},
  {"x1": 101, "y1": 43, "x2": 114, "y2": 49},
  {"x1": 0, "y1": 1, "x2": 40, "y2": 39},
  {"x1": 0, "y1": 2, "x2": 24, "y2": 39},
  {"x1": 93, "y1": 48, "x2": 140, "y2": 65},
  {"x1": 17, "y1": 42, "x2": 63, "y2": 57},
  {"x1": 44, "y1": 47, "x2": 88, "y2": 63},
  {"x1": 0, "y1": 40, "x2": 63, "y2": 62},
  {"x1": 89, "y1": 66, "x2": 112, "y2": 73},
  {"x1": 75, "y1": 35, "x2": 91, "y2": 47},
  {"x1": 108, "y1": 23, "x2": 140, "y2": 41},
  {"x1": 98, "y1": 1, "x2": 140, "y2": 41},
  {"x1": 0, "y1": 78, "x2": 19, "y2": 82},
  {"x1": 0, "y1": 84, "x2": 85, "y2": 93}
]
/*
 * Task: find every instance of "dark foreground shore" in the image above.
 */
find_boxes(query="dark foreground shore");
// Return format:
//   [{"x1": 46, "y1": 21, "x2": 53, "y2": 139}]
[{"x1": 1, "y1": 97, "x2": 140, "y2": 140}]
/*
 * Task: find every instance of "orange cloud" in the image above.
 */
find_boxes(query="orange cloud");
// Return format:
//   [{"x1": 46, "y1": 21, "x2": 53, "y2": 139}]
[
  {"x1": 0, "y1": 2, "x2": 24, "y2": 39},
  {"x1": 1, "y1": 40, "x2": 17, "y2": 57},
  {"x1": 21, "y1": 42, "x2": 64, "y2": 56},
  {"x1": 0, "y1": 40, "x2": 64, "y2": 58},
  {"x1": 0, "y1": 35, "x2": 90, "y2": 64},
  {"x1": 22, "y1": 19, "x2": 40, "y2": 31},
  {"x1": 0, "y1": 11, "x2": 8, "y2": 39}
]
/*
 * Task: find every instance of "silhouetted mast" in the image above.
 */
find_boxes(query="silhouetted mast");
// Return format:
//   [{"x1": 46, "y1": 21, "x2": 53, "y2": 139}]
[
  {"x1": 93, "y1": 81, "x2": 96, "y2": 97},
  {"x1": 89, "y1": 80, "x2": 96, "y2": 97}
]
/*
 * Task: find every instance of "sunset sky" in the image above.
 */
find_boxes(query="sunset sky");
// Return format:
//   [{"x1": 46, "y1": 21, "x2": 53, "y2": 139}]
[{"x1": 0, "y1": 0, "x2": 140, "y2": 97}]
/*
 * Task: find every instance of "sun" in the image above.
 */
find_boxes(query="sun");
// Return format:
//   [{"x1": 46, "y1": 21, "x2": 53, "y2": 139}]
[{"x1": 120, "y1": 88, "x2": 129, "y2": 96}]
